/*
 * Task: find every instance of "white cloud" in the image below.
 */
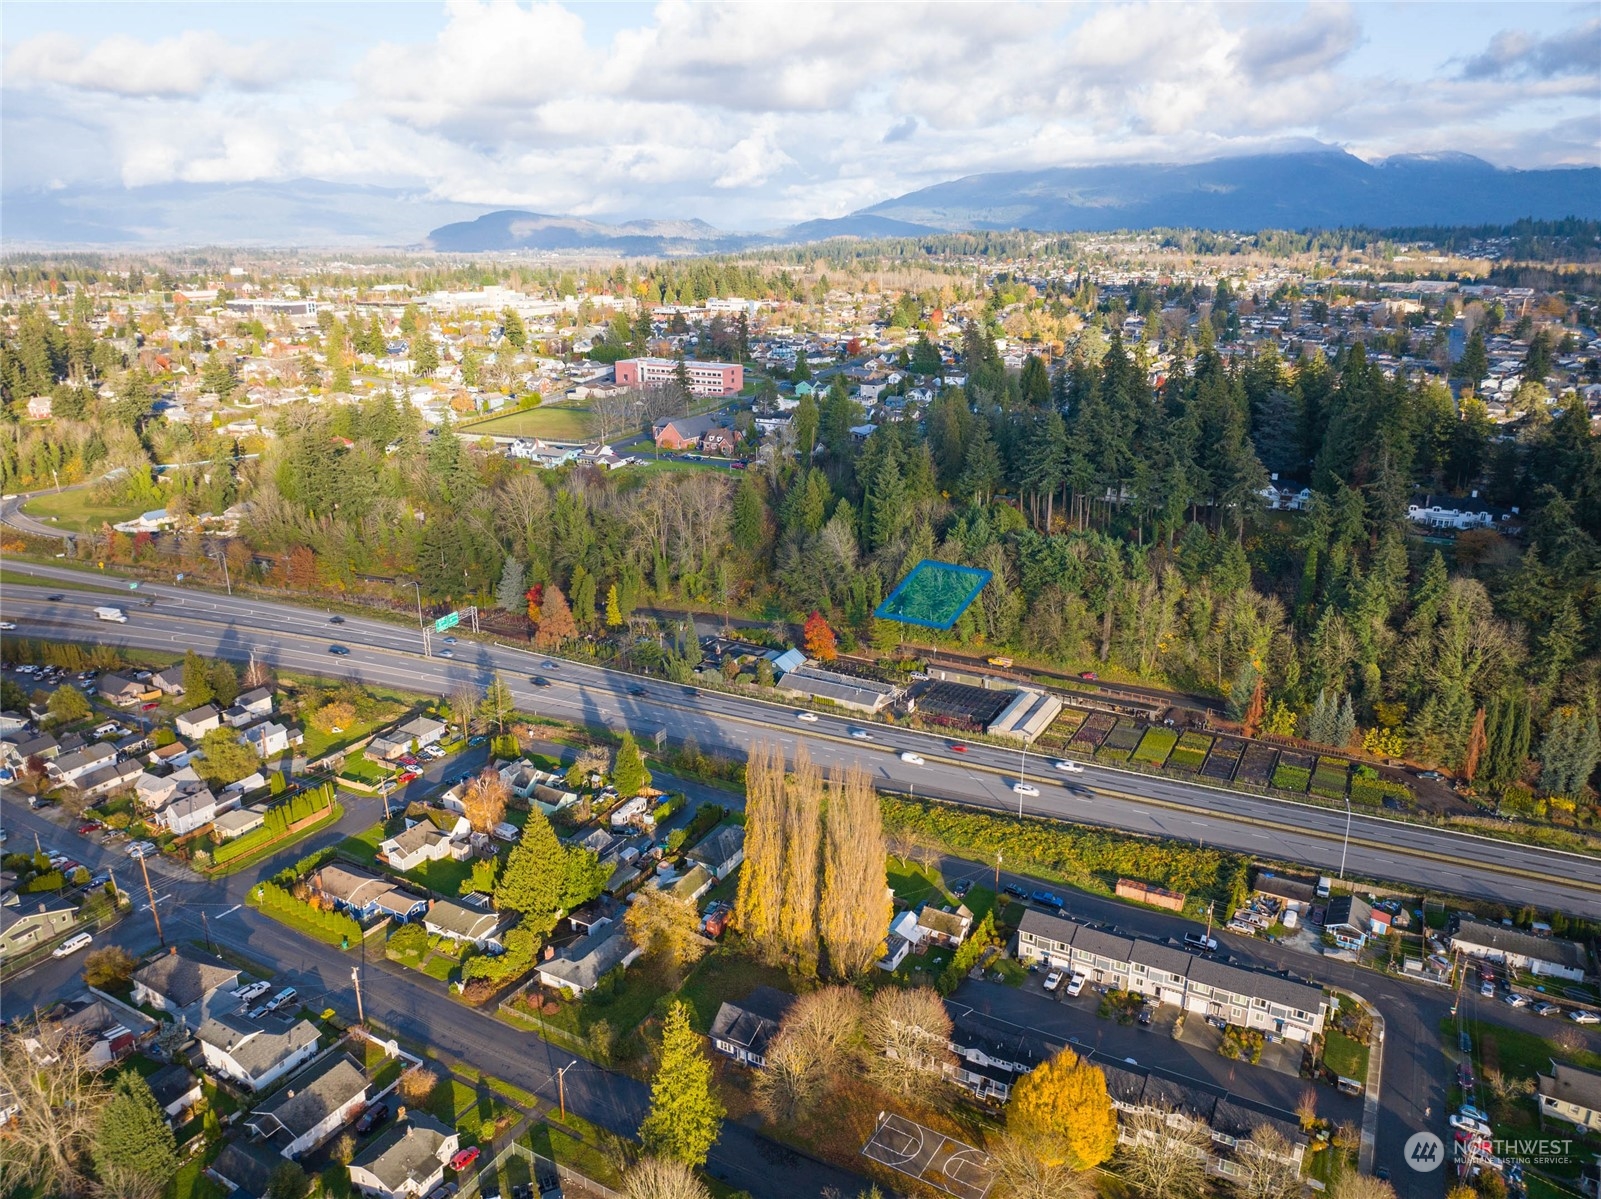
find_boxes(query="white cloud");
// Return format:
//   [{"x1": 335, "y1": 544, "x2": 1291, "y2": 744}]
[{"x1": 5, "y1": 30, "x2": 290, "y2": 97}]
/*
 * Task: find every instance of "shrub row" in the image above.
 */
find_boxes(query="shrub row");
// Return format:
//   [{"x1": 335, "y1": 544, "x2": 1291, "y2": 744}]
[{"x1": 254, "y1": 882, "x2": 359, "y2": 947}]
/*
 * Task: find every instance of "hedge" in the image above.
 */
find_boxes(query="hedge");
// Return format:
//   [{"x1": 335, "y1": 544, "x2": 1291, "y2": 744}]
[
  {"x1": 253, "y1": 882, "x2": 360, "y2": 947},
  {"x1": 882, "y1": 795, "x2": 1249, "y2": 908},
  {"x1": 211, "y1": 784, "x2": 337, "y2": 864}
]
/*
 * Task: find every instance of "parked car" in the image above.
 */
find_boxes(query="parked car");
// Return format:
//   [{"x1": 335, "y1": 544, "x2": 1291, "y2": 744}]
[
  {"x1": 1450, "y1": 1114, "x2": 1493, "y2": 1136},
  {"x1": 52, "y1": 932, "x2": 93, "y2": 958},
  {"x1": 1457, "y1": 1105, "x2": 1489, "y2": 1123},
  {"x1": 234, "y1": 980, "x2": 272, "y2": 1003},
  {"x1": 1044, "y1": 970, "x2": 1064, "y2": 992},
  {"x1": 1003, "y1": 883, "x2": 1026, "y2": 899},
  {"x1": 396, "y1": 771, "x2": 420, "y2": 785},
  {"x1": 126, "y1": 841, "x2": 157, "y2": 859},
  {"x1": 1571, "y1": 1010, "x2": 1601, "y2": 1025},
  {"x1": 1532, "y1": 1001, "x2": 1561, "y2": 1017},
  {"x1": 1480, "y1": 980, "x2": 1495, "y2": 996},
  {"x1": 468, "y1": 735, "x2": 486, "y2": 747},
  {"x1": 1030, "y1": 890, "x2": 1063, "y2": 909},
  {"x1": 355, "y1": 1103, "x2": 389, "y2": 1135},
  {"x1": 1184, "y1": 932, "x2": 1219, "y2": 954},
  {"x1": 1503, "y1": 993, "x2": 1530, "y2": 1009},
  {"x1": 87, "y1": 873, "x2": 110, "y2": 889},
  {"x1": 449, "y1": 1147, "x2": 480, "y2": 1172},
  {"x1": 264, "y1": 987, "x2": 298, "y2": 1013},
  {"x1": 952, "y1": 880, "x2": 971, "y2": 898},
  {"x1": 76, "y1": 821, "x2": 101, "y2": 835}
]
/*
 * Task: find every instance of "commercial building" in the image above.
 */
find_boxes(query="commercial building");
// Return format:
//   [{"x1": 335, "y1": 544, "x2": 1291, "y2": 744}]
[
  {"x1": 1015, "y1": 909, "x2": 1328, "y2": 1043},
  {"x1": 616, "y1": 357, "x2": 743, "y2": 397}
]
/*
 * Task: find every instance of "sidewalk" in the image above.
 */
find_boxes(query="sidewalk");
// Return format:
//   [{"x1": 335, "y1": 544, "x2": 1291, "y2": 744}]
[{"x1": 1330, "y1": 986, "x2": 1385, "y2": 1175}]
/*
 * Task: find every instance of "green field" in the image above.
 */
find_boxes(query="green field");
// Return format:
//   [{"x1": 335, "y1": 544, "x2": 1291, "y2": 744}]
[
  {"x1": 20, "y1": 490, "x2": 149, "y2": 533},
  {"x1": 467, "y1": 406, "x2": 595, "y2": 440}
]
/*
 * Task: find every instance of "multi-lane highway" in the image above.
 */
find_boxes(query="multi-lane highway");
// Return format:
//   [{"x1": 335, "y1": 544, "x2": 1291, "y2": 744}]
[{"x1": 5, "y1": 561, "x2": 1600, "y2": 917}]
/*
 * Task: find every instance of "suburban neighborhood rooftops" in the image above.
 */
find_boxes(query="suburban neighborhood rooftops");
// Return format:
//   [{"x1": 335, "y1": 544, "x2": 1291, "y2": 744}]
[
  {"x1": 424, "y1": 899, "x2": 500, "y2": 941},
  {"x1": 131, "y1": 950, "x2": 239, "y2": 1009},
  {"x1": 247, "y1": 1052, "x2": 367, "y2": 1142},
  {"x1": 350, "y1": 1113, "x2": 455, "y2": 1191},
  {"x1": 1539, "y1": 1061, "x2": 1601, "y2": 1111},
  {"x1": 710, "y1": 986, "x2": 795, "y2": 1058},
  {"x1": 197, "y1": 1012, "x2": 319, "y2": 1076},
  {"x1": 1451, "y1": 919, "x2": 1588, "y2": 970}
]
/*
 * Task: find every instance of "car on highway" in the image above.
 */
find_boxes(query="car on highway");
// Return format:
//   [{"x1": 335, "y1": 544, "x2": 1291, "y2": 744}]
[
  {"x1": 1044, "y1": 970, "x2": 1064, "y2": 992},
  {"x1": 531, "y1": 676, "x2": 550, "y2": 687},
  {"x1": 356, "y1": 1102, "x2": 389, "y2": 1135},
  {"x1": 948, "y1": 743, "x2": 967, "y2": 752},
  {"x1": 900, "y1": 752, "x2": 925, "y2": 765},
  {"x1": 443, "y1": 636, "x2": 457, "y2": 645},
  {"x1": 328, "y1": 645, "x2": 350, "y2": 656},
  {"x1": 0, "y1": 621, "x2": 14, "y2": 631},
  {"x1": 1079, "y1": 671, "x2": 1097, "y2": 680},
  {"x1": 1532, "y1": 1001, "x2": 1561, "y2": 1017},
  {"x1": 52, "y1": 932, "x2": 93, "y2": 958},
  {"x1": 796, "y1": 711, "x2": 818, "y2": 722},
  {"x1": 628, "y1": 687, "x2": 647, "y2": 697},
  {"x1": 449, "y1": 1147, "x2": 480, "y2": 1172},
  {"x1": 849, "y1": 728, "x2": 872, "y2": 740},
  {"x1": 438, "y1": 649, "x2": 454, "y2": 658},
  {"x1": 1053, "y1": 760, "x2": 1085, "y2": 772},
  {"x1": 541, "y1": 660, "x2": 559, "y2": 669},
  {"x1": 329, "y1": 615, "x2": 345, "y2": 624},
  {"x1": 1012, "y1": 782, "x2": 1039, "y2": 797},
  {"x1": 46, "y1": 594, "x2": 63, "y2": 601},
  {"x1": 682, "y1": 686, "x2": 698, "y2": 697},
  {"x1": 1065, "y1": 973, "x2": 1087, "y2": 997},
  {"x1": 1571, "y1": 1010, "x2": 1601, "y2": 1025}
]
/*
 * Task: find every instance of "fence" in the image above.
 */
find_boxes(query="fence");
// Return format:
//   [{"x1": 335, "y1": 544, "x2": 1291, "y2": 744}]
[{"x1": 469, "y1": 1137, "x2": 622, "y2": 1199}]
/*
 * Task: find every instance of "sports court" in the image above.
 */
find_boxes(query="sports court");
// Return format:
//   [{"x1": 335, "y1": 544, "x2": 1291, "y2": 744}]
[{"x1": 861, "y1": 1112, "x2": 995, "y2": 1199}]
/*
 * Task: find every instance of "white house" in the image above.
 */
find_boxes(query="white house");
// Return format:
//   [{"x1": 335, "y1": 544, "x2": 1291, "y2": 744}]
[
  {"x1": 1449, "y1": 919, "x2": 1588, "y2": 982},
  {"x1": 197, "y1": 1012, "x2": 320, "y2": 1091},
  {"x1": 686, "y1": 825, "x2": 745, "y2": 881},
  {"x1": 157, "y1": 788, "x2": 218, "y2": 837},
  {"x1": 244, "y1": 1052, "x2": 368, "y2": 1159},
  {"x1": 46, "y1": 744, "x2": 117, "y2": 786},
  {"x1": 131, "y1": 950, "x2": 240, "y2": 1021},
  {"x1": 348, "y1": 1114, "x2": 459, "y2": 1199},
  {"x1": 379, "y1": 818, "x2": 465, "y2": 873},
  {"x1": 223, "y1": 688, "x2": 275, "y2": 727},
  {"x1": 176, "y1": 705, "x2": 223, "y2": 739},
  {"x1": 366, "y1": 716, "x2": 447, "y2": 762},
  {"x1": 243, "y1": 722, "x2": 295, "y2": 758},
  {"x1": 135, "y1": 771, "x2": 180, "y2": 811}
]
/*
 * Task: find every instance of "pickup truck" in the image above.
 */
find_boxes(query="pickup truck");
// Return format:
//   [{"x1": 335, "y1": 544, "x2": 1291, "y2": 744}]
[{"x1": 94, "y1": 606, "x2": 128, "y2": 623}]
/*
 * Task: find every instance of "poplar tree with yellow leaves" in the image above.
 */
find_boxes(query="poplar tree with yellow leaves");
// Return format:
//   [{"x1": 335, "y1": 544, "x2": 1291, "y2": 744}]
[
  {"x1": 778, "y1": 746, "x2": 823, "y2": 976},
  {"x1": 819, "y1": 765, "x2": 891, "y2": 978},
  {"x1": 734, "y1": 743, "x2": 785, "y2": 960}
]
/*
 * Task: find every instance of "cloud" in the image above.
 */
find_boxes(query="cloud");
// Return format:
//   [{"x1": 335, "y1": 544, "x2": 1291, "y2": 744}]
[
  {"x1": 4, "y1": 30, "x2": 290, "y2": 97},
  {"x1": 884, "y1": 116, "x2": 918, "y2": 144},
  {"x1": 1235, "y1": 4, "x2": 1361, "y2": 82},
  {"x1": 1458, "y1": 17, "x2": 1601, "y2": 80}
]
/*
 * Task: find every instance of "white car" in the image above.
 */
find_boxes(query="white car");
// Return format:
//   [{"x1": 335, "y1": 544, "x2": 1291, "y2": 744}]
[
  {"x1": 1053, "y1": 760, "x2": 1084, "y2": 773},
  {"x1": 849, "y1": 729, "x2": 873, "y2": 740},
  {"x1": 1450, "y1": 1114, "x2": 1492, "y2": 1137},
  {"x1": 1013, "y1": 782, "x2": 1040, "y2": 797},
  {"x1": 52, "y1": 932, "x2": 93, "y2": 958},
  {"x1": 1044, "y1": 970, "x2": 1064, "y2": 992},
  {"x1": 1503, "y1": 993, "x2": 1529, "y2": 1009},
  {"x1": 1457, "y1": 1105, "x2": 1489, "y2": 1123},
  {"x1": 796, "y1": 711, "x2": 818, "y2": 722},
  {"x1": 1065, "y1": 974, "x2": 1087, "y2": 997},
  {"x1": 1571, "y1": 1010, "x2": 1601, "y2": 1025},
  {"x1": 233, "y1": 980, "x2": 272, "y2": 1002},
  {"x1": 0, "y1": 621, "x2": 15, "y2": 631},
  {"x1": 900, "y1": 752, "x2": 925, "y2": 765},
  {"x1": 126, "y1": 841, "x2": 157, "y2": 859}
]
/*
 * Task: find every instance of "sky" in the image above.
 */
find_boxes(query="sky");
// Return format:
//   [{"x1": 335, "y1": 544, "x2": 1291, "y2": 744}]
[{"x1": 3, "y1": 0, "x2": 1598, "y2": 231}]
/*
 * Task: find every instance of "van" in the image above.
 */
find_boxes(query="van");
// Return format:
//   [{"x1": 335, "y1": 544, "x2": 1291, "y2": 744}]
[{"x1": 53, "y1": 932, "x2": 93, "y2": 958}]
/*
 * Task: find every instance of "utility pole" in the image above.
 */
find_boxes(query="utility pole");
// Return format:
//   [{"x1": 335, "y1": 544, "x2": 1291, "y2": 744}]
[
  {"x1": 202, "y1": 911, "x2": 214, "y2": 953},
  {"x1": 138, "y1": 852, "x2": 164, "y2": 947},
  {"x1": 351, "y1": 966, "x2": 366, "y2": 1027},
  {"x1": 556, "y1": 1060, "x2": 578, "y2": 1120},
  {"x1": 994, "y1": 850, "x2": 1002, "y2": 892},
  {"x1": 220, "y1": 549, "x2": 232, "y2": 596}
]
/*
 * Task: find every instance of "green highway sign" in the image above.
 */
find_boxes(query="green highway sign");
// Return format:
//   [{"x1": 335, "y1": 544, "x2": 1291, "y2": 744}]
[{"x1": 434, "y1": 611, "x2": 461, "y2": 633}]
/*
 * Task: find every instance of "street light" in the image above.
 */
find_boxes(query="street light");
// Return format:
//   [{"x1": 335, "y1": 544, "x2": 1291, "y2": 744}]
[
  {"x1": 411, "y1": 580, "x2": 425, "y2": 629},
  {"x1": 1338, "y1": 796, "x2": 1352, "y2": 881}
]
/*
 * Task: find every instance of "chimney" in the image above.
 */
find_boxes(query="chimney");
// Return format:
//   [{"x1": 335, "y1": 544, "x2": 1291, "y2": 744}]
[
  {"x1": 286, "y1": 1090, "x2": 295, "y2": 1100},
  {"x1": 170, "y1": 945, "x2": 177, "y2": 956}
]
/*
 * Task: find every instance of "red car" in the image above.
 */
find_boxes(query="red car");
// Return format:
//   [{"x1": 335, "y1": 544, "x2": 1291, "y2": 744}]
[
  {"x1": 77, "y1": 822, "x2": 102, "y2": 835},
  {"x1": 1079, "y1": 671, "x2": 1098, "y2": 681},
  {"x1": 948, "y1": 744, "x2": 967, "y2": 753},
  {"x1": 141, "y1": 702, "x2": 160, "y2": 711},
  {"x1": 449, "y1": 1147, "x2": 480, "y2": 1172},
  {"x1": 396, "y1": 771, "x2": 419, "y2": 785}
]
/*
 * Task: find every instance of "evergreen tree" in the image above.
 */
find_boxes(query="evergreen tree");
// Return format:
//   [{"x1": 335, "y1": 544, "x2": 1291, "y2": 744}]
[
  {"x1": 1333, "y1": 693, "x2": 1357, "y2": 750},
  {"x1": 571, "y1": 566, "x2": 597, "y2": 628},
  {"x1": 1539, "y1": 705, "x2": 1601, "y2": 798},
  {"x1": 479, "y1": 673, "x2": 516, "y2": 734},
  {"x1": 93, "y1": 1071, "x2": 178, "y2": 1193},
  {"x1": 639, "y1": 1001, "x2": 724, "y2": 1168},
  {"x1": 209, "y1": 660, "x2": 240, "y2": 708},
  {"x1": 501, "y1": 308, "x2": 527, "y2": 349},
  {"x1": 496, "y1": 558, "x2": 527, "y2": 613},
  {"x1": 412, "y1": 333, "x2": 439, "y2": 376},
  {"x1": 731, "y1": 474, "x2": 767, "y2": 552},
  {"x1": 605, "y1": 583, "x2": 624, "y2": 628},
  {"x1": 613, "y1": 731, "x2": 652, "y2": 798},
  {"x1": 494, "y1": 810, "x2": 566, "y2": 936},
  {"x1": 181, "y1": 649, "x2": 215, "y2": 708},
  {"x1": 1455, "y1": 328, "x2": 1489, "y2": 389}
]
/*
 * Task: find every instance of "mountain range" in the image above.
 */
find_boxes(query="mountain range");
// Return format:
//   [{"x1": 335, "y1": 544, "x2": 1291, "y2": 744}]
[{"x1": 4, "y1": 148, "x2": 1597, "y2": 250}]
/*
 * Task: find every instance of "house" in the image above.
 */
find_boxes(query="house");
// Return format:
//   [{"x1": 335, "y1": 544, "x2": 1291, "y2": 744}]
[
  {"x1": 536, "y1": 927, "x2": 641, "y2": 996},
  {"x1": 348, "y1": 1113, "x2": 459, "y2": 1199},
  {"x1": 243, "y1": 722, "x2": 296, "y2": 758},
  {"x1": 151, "y1": 667, "x2": 187, "y2": 696},
  {"x1": 149, "y1": 739, "x2": 191, "y2": 766},
  {"x1": 379, "y1": 821, "x2": 461, "y2": 873},
  {"x1": 686, "y1": 825, "x2": 745, "y2": 881},
  {"x1": 131, "y1": 949, "x2": 240, "y2": 1020},
  {"x1": 946, "y1": 1014, "x2": 1046, "y2": 1102},
  {"x1": 1015, "y1": 909, "x2": 1328, "y2": 1043},
  {"x1": 197, "y1": 1012, "x2": 320, "y2": 1091},
  {"x1": 1450, "y1": 918, "x2": 1588, "y2": 981},
  {"x1": 1539, "y1": 1062, "x2": 1601, "y2": 1132},
  {"x1": 46, "y1": 743, "x2": 118, "y2": 786},
  {"x1": 651, "y1": 411, "x2": 723, "y2": 450},
  {"x1": 709, "y1": 986, "x2": 795, "y2": 1068},
  {"x1": 365, "y1": 716, "x2": 447, "y2": 762},
  {"x1": 1324, "y1": 896, "x2": 1374, "y2": 951},
  {"x1": 147, "y1": 1064, "x2": 203, "y2": 1121},
  {"x1": 916, "y1": 903, "x2": 974, "y2": 950},
  {"x1": 1253, "y1": 873, "x2": 1317, "y2": 917},
  {"x1": 2, "y1": 730, "x2": 58, "y2": 767},
  {"x1": 777, "y1": 664, "x2": 899, "y2": 713},
  {"x1": 209, "y1": 1140, "x2": 285, "y2": 1197},
  {"x1": 176, "y1": 705, "x2": 222, "y2": 738},
  {"x1": 314, "y1": 865, "x2": 429, "y2": 923},
  {"x1": 223, "y1": 688, "x2": 275, "y2": 726},
  {"x1": 422, "y1": 899, "x2": 505, "y2": 950},
  {"x1": 878, "y1": 932, "x2": 911, "y2": 972},
  {"x1": 75, "y1": 759, "x2": 144, "y2": 800},
  {"x1": 157, "y1": 788, "x2": 218, "y2": 837},
  {"x1": 245, "y1": 1052, "x2": 369, "y2": 1158},
  {"x1": 700, "y1": 428, "x2": 737, "y2": 456},
  {"x1": 0, "y1": 897, "x2": 78, "y2": 959},
  {"x1": 1406, "y1": 496, "x2": 1509, "y2": 531},
  {"x1": 214, "y1": 805, "x2": 269, "y2": 840},
  {"x1": 98, "y1": 674, "x2": 151, "y2": 707}
]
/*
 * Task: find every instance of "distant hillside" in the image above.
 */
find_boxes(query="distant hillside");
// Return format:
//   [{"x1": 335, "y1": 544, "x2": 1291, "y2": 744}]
[
  {"x1": 424, "y1": 210, "x2": 758, "y2": 254},
  {"x1": 856, "y1": 149, "x2": 1601, "y2": 232}
]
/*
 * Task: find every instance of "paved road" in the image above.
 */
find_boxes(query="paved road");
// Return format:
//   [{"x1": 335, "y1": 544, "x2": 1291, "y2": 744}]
[
  {"x1": 0, "y1": 790, "x2": 865, "y2": 1199},
  {"x1": 5, "y1": 565, "x2": 1598, "y2": 917}
]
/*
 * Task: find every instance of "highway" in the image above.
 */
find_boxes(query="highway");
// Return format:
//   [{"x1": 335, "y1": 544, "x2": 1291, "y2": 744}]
[{"x1": 5, "y1": 561, "x2": 1601, "y2": 917}]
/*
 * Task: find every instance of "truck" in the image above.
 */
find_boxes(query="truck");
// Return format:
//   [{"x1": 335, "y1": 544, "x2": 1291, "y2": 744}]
[{"x1": 94, "y1": 607, "x2": 128, "y2": 623}]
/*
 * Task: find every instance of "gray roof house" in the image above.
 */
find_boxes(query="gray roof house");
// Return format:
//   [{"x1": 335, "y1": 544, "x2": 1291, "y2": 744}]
[
  {"x1": 710, "y1": 986, "x2": 795, "y2": 1068},
  {"x1": 176, "y1": 705, "x2": 223, "y2": 738},
  {"x1": 536, "y1": 927, "x2": 641, "y2": 996},
  {"x1": 147, "y1": 1064, "x2": 203, "y2": 1120},
  {"x1": 197, "y1": 1012, "x2": 320, "y2": 1092},
  {"x1": 422, "y1": 899, "x2": 505, "y2": 949},
  {"x1": 246, "y1": 1052, "x2": 369, "y2": 1158},
  {"x1": 131, "y1": 949, "x2": 240, "y2": 1020},
  {"x1": 348, "y1": 1113, "x2": 460, "y2": 1199},
  {"x1": 686, "y1": 825, "x2": 745, "y2": 881},
  {"x1": 1450, "y1": 918, "x2": 1588, "y2": 981},
  {"x1": 0, "y1": 897, "x2": 79, "y2": 959}
]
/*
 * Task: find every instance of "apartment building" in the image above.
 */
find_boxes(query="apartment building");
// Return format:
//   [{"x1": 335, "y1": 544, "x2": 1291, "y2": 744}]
[
  {"x1": 615, "y1": 357, "x2": 744, "y2": 397},
  {"x1": 1016, "y1": 910, "x2": 1328, "y2": 1043}
]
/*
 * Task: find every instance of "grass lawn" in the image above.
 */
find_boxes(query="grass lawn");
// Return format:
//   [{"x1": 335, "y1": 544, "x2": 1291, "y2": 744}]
[
  {"x1": 301, "y1": 704, "x2": 407, "y2": 762},
  {"x1": 20, "y1": 489, "x2": 148, "y2": 533},
  {"x1": 336, "y1": 755, "x2": 396, "y2": 786},
  {"x1": 421, "y1": 954, "x2": 457, "y2": 983},
  {"x1": 1323, "y1": 1030, "x2": 1369, "y2": 1080},
  {"x1": 962, "y1": 884, "x2": 999, "y2": 925},
  {"x1": 171, "y1": 1156, "x2": 227, "y2": 1199},
  {"x1": 992, "y1": 957, "x2": 1029, "y2": 986},
  {"x1": 401, "y1": 853, "x2": 484, "y2": 897},
  {"x1": 468, "y1": 406, "x2": 595, "y2": 440},
  {"x1": 678, "y1": 948, "x2": 796, "y2": 1032},
  {"x1": 887, "y1": 858, "x2": 947, "y2": 908},
  {"x1": 542, "y1": 960, "x2": 667, "y2": 1044},
  {"x1": 525, "y1": 1119, "x2": 625, "y2": 1188},
  {"x1": 426, "y1": 1074, "x2": 512, "y2": 1143},
  {"x1": 1464, "y1": 1020, "x2": 1601, "y2": 1078}
]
